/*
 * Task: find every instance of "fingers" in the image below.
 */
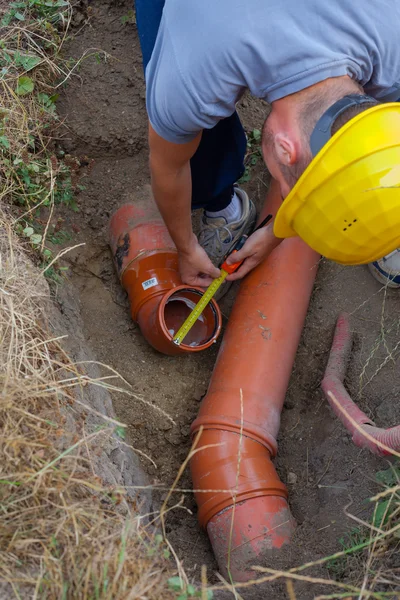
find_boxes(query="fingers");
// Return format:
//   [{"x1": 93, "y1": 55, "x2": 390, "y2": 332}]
[
  {"x1": 201, "y1": 249, "x2": 220, "y2": 279},
  {"x1": 208, "y1": 265, "x2": 221, "y2": 279},
  {"x1": 225, "y1": 230, "x2": 265, "y2": 266},
  {"x1": 179, "y1": 243, "x2": 221, "y2": 287},
  {"x1": 226, "y1": 258, "x2": 256, "y2": 281},
  {"x1": 225, "y1": 245, "x2": 251, "y2": 265},
  {"x1": 181, "y1": 274, "x2": 215, "y2": 287}
]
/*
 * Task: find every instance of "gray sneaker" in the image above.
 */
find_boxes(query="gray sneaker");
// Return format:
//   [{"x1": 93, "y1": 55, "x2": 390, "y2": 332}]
[
  {"x1": 198, "y1": 187, "x2": 257, "y2": 299},
  {"x1": 367, "y1": 249, "x2": 400, "y2": 288}
]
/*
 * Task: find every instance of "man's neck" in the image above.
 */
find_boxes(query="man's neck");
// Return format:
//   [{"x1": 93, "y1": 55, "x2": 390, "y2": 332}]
[{"x1": 271, "y1": 76, "x2": 363, "y2": 124}]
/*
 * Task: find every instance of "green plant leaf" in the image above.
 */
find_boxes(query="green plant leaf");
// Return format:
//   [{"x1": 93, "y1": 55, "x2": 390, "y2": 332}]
[
  {"x1": 252, "y1": 128, "x2": 261, "y2": 141},
  {"x1": 14, "y1": 11, "x2": 25, "y2": 20},
  {"x1": 45, "y1": 0, "x2": 69, "y2": 6},
  {"x1": 375, "y1": 466, "x2": 400, "y2": 486},
  {"x1": 0, "y1": 135, "x2": 10, "y2": 149},
  {"x1": 20, "y1": 54, "x2": 41, "y2": 72},
  {"x1": 187, "y1": 584, "x2": 196, "y2": 596},
  {"x1": 23, "y1": 227, "x2": 34, "y2": 237},
  {"x1": 1, "y1": 12, "x2": 13, "y2": 26},
  {"x1": 38, "y1": 92, "x2": 50, "y2": 103},
  {"x1": 373, "y1": 499, "x2": 392, "y2": 528},
  {"x1": 115, "y1": 425, "x2": 126, "y2": 440},
  {"x1": 168, "y1": 576, "x2": 184, "y2": 591},
  {"x1": 30, "y1": 233, "x2": 42, "y2": 245},
  {"x1": 16, "y1": 76, "x2": 34, "y2": 96}
]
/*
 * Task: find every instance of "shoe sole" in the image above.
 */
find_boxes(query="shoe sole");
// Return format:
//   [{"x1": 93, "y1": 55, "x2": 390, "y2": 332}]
[{"x1": 367, "y1": 261, "x2": 400, "y2": 288}]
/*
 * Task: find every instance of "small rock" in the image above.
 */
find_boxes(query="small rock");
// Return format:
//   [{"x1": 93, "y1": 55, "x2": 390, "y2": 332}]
[
  {"x1": 147, "y1": 464, "x2": 156, "y2": 476},
  {"x1": 89, "y1": 215, "x2": 103, "y2": 229},
  {"x1": 287, "y1": 472, "x2": 297, "y2": 484},
  {"x1": 158, "y1": 420, "x2": 172, "y2": 432},
  {"x1": 193, "y1": 385, "x2": 207, "y2": 402},
  {"x1": 180, "y1": 424, "x2": 191, "y2": 438},
  {"x1": 165, "y1": 429, "x2": 182, "y2": 446}
]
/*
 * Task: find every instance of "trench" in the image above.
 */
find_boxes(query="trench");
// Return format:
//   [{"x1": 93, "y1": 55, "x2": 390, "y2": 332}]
[{"x1": 57, "y1": 1, "x2": 400, "y2": 596}]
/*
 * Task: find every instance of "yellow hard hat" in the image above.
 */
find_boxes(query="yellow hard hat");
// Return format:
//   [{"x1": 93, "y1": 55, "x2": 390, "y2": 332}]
[{"x1": 274, "y1": 100, "x2": 400, "y2": 265}]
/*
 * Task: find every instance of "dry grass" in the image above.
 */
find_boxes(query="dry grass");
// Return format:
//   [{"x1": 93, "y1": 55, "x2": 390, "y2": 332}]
[
  {"x1": 0, "y1": 3, "x2": 187, "y2": 599},
  {"x1": 0, "y1": 213, "x2": 182, "y2": 599},
  {"x1": 210, "y1": 468, "x2": 400, "y2": 600}
]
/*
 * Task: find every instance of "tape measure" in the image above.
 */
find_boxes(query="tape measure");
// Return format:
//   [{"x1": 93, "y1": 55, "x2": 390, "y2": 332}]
[
  {"x1": 172, "y1": 269, "x2": 229, "y2": 346},
  {"x1": 172, "y1": 214, "x2": 273, "y2": 346}
]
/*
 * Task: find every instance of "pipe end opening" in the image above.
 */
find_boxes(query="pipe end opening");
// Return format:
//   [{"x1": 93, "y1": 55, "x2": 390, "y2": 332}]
[{"x1": 162, "y1": 288, "x2": 221, "y2": 350}]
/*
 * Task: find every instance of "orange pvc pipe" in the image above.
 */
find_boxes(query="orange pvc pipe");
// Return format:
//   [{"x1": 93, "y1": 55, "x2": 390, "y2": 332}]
[
  {"x1": 109, "y1": 202, "x2": 222, "y2": 356},
  {"x1": 190, "y1": 202, "x2": 319, "y2": 581}
]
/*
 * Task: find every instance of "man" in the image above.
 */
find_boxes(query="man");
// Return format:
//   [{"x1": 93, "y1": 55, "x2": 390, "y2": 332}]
[{"x1": 135, "y1": 0, "x2": 400, "y2": 291}]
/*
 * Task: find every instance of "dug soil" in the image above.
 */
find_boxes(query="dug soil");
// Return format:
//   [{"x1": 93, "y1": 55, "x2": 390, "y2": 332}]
[{"x1": 57, "y1": 1, "x2": 400, "y2": 597}]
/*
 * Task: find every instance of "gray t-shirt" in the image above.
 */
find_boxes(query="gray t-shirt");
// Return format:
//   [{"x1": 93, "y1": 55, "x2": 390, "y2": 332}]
[{"x1": 146, "y1": 0, "x2": 400, "y2": 144}]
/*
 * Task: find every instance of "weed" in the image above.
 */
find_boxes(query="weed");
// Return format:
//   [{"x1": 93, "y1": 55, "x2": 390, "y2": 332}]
[
  {"x1": 327, "y1": 526, "x2": 369, "y2": 579},
  {"x1": 121, "y1": 9, "x2": 136, "y2": 25},
  {"x1": 0, "y1": 0, "x2": 78, "y2": 277},
  {"x1": 326, "y1": 463, "x2": 400, "y2": 587},
  {"x1": 239, "y1": 128, "x2": 262, "y2": 183},
  {"x1": 115, "y1": 425, "x2": 126, "y2": 440},
  {"x1": 168, "y1": 576, "x2": 214, "y2": 599},
  {"x1": 2, "y1": 0, "x2": 70, "y2": 26},
  {"x1": 373, "y1": 463, "x2": 400, "y2": 529}
]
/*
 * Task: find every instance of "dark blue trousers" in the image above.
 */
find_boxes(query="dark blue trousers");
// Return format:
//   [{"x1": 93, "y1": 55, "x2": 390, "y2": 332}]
[{"x1": 135, "y1": 0, "x2": 247, "y2": 211}]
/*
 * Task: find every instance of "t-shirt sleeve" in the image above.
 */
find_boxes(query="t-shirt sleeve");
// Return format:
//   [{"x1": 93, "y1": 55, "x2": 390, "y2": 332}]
[{"x1": 145, "y1": 20, "x2": 221, "y2": 144}]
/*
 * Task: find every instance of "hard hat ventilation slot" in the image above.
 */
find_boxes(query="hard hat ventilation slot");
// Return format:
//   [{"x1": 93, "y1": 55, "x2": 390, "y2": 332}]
[{"x1": 343, "y1": 219, "x2": 357, "y2": 232}]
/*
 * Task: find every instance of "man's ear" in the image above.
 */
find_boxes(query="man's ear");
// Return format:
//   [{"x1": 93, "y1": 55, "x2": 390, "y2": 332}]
[{"x1": 274, "y1": 133, "x2": 298, "y2": 166}]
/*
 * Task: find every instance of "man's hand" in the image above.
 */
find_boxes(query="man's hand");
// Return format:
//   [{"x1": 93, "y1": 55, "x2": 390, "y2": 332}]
[
  {"x1": 225, "y1": 225, "x2": 282, "y2": 281},
  {"x1": 179, "y1": 235, "x2": 220, "y2": 287}
]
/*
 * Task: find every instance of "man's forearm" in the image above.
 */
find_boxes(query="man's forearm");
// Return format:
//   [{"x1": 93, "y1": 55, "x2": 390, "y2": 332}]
[
  {"x1": 148, "y1": 123, "x2": 202, "y2": 255},
  {"x1": 150, "y1": 159, "x2": 195, "y2": 253}
]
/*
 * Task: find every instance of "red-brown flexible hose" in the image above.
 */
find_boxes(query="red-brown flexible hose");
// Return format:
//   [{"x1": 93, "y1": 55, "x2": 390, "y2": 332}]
[{"x1": 321, "y1": 313, "x2": 400, "y2": 456}]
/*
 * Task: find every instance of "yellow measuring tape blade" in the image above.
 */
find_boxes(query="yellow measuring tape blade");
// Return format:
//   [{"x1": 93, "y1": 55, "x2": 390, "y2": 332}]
[{"x1": 173, "y1": 269, "x2": 228, "y2": 346}]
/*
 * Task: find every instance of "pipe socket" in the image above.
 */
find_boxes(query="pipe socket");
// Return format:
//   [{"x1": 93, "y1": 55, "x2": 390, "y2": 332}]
[{"x1": 109, "y1": 202, "x2": 222, "y2": 355}]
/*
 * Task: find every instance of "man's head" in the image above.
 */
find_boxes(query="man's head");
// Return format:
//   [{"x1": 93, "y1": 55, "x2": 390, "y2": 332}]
[{"x1": 262, "y1": 76, "x2": 378, "y2": 197}]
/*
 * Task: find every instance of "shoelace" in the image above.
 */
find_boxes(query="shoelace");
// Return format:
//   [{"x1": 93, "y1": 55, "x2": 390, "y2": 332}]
[{"x1": 198, "y1": 222, "x2": 234, "y2": 251}]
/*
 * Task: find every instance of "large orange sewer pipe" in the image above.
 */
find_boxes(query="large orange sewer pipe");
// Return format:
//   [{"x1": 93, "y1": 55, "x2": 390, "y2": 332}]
[{"x1": 190, "y1": 198, "x2": 319, "y2": 581}]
